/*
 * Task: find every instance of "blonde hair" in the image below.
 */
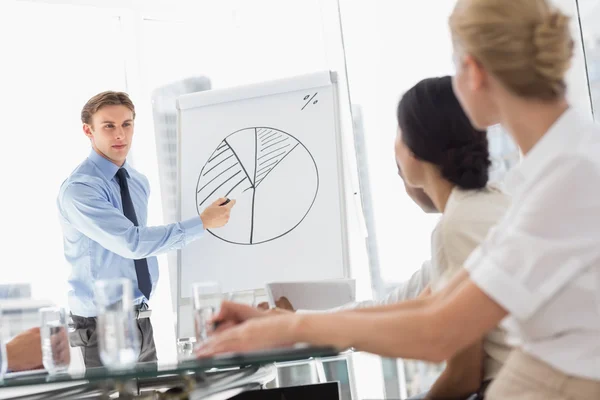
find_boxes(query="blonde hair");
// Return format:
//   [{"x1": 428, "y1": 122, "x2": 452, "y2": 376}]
[{"x1": 449, "y1": 0, "x2": 574, "y2": 100}]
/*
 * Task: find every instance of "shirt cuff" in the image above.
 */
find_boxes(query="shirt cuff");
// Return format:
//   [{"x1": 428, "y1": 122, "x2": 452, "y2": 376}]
[
  {"x1": 297, "y1": 309, "x2": 328, "y2": 314},
  {"x1": 465, "y1": 247, "x2": 537, "y2": 321},
  {"x1": 181, "y1": 217, "x2": 205, "y2": 244}
]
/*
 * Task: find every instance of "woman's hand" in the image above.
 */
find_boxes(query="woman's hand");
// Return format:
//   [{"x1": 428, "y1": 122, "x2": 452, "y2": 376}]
[
  {"x1": 211, "y1": 300, "x2": 295, "y2": 334},
  {"x1": 198, "y1": 314, "x2": 301, "y2": 357},
  {"x1": 418, "y1": 285, "x2": 432, "y2": 299},
  {"x1": 211, "y1": 301, "x2": 266, "y2": 334}
]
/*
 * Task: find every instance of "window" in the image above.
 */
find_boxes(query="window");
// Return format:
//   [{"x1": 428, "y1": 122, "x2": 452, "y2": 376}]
[
  {"x1": 339, "y1": 0, "x2": 519, "y2": 395},
  {"x1": 0, "y1": 1, "x2": 126, "y2": 306},
  {"x1": 578, "y1": 0, "x2": 600, "y2": 119},
  {"x1": 4, "y1": 0, "x2": 363, "y2": 379}
]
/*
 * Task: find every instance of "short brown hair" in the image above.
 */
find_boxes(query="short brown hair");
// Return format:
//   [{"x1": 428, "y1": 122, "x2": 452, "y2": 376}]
[
  {"x1": 450, "y1": 0, "x2": 574, "y2": 101},
  {"x1": 81, "y1": 91, "x2": 136, "y2": 125}
]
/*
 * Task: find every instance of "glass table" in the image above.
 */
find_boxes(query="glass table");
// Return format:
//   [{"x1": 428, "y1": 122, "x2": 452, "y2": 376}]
[
  {"x1": 0, "y1": 346, "x2": 338, "y2": 400},
  {"x1": 0, "y1": 362, "x2": 274, "y2": 400}
]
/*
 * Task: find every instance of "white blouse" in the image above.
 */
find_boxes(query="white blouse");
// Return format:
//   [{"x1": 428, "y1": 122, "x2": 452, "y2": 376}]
[{"x1": 466, "y1": 108, "x2": 600, "y2": 380}]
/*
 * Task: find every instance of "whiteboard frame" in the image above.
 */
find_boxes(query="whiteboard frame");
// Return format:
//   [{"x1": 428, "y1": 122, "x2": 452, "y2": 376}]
[{"x1": 175, "y1": 71, "x2": 351, "y2": 338}]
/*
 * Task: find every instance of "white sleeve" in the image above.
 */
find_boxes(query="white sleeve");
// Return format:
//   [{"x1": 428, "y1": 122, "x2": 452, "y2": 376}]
[
  {"x1": 466, "y1": 156, "x2": 600, "y2": 320},
  {"x1": 297, "y1": 260, "x2": 432, "y2": 313},
  {"x1": 373, "y1": 260, "x2": 433, "y2": 305}
]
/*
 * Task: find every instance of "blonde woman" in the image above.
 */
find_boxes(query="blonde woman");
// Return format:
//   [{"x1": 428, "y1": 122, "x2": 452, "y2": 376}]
[{"x1": 199, "y1": 1, "x2": 600, "y2": 399}]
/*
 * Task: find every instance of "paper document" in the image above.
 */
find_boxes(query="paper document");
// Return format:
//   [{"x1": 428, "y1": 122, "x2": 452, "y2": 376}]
[{"x1": 266, "y1": 279, "x2": 355, "y2": 310}]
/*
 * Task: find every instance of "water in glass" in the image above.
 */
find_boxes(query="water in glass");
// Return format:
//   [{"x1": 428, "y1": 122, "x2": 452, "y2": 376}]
[
  {"x1": 94, "y1": 279, "x2": 139, "y2": 370},
  {"x1": 97, "y1": 310, "x2": 137, "y2": 369},
  {"x1": 39, "y1": 307, "x2": 70, "y2": 374}
]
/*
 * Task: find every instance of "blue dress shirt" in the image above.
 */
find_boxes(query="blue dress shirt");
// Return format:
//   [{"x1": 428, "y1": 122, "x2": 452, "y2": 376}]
[{"x1": 57, "y1": 150, "x2": 204, "y2": 317}]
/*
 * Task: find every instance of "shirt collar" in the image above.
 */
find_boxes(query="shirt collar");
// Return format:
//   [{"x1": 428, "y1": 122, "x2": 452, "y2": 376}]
[
  {"x1": 88, "y1": 149, "x2": 131, "y2": 181},
  {"x1": 444, "y1": 186, "x2": 462, "y2": 212},
  {"x1": 504, "y1": 107, "x2": 580, "y2": 195}
]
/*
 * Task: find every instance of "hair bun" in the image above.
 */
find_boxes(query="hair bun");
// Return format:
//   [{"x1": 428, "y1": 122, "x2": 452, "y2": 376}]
[
  {"x1": 449, "y1": 0, "x2": 575, "y2": 101},
  {"x1": 441, "y1": 141, "x2": 491, "y2": 190},
  {"x1": 533, "y1": 10, "x2": 573, "y2": 95}
]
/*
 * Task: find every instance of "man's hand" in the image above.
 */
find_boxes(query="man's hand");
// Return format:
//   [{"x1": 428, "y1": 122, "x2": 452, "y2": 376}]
[
  {"x1": 6, "y1": 328, "x2": 43, "y2": 372},
  {"x1": 200, "y1": 197, "x2": 236, "y2": 229}
]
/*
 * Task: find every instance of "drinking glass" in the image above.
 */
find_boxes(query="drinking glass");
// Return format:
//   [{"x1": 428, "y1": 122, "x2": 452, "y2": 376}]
[
  {"x1": 39, "y1": 307, "x2": 70, "y2": 374},
  {"x1": 176, "y1": 337, "x2": 196, "y2": 358},
  {"x1": 192, "y1": 282, "x2": 222, "y2": 346},
  {"x1": 226, "y1": 289, "x2": 256, "y2": 306},
  {"x1": 94, "y1": 279, "x2": 139, "y2": 370}
]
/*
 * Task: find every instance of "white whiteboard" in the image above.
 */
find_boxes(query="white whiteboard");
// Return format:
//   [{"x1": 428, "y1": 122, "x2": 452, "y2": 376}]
[{"x1": 177, "y1": 72, "x2": 349, "y2": 302}]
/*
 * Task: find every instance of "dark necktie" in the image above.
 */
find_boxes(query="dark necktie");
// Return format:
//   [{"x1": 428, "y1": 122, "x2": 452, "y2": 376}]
[{"x1": 116, "y1": 168, "x2": 152, "y2": 300}]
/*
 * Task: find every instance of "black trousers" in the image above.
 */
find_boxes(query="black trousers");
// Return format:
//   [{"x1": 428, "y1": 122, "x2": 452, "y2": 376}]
[{"x1": 70, "y1": 310, "x2": 157, "y2": 368}]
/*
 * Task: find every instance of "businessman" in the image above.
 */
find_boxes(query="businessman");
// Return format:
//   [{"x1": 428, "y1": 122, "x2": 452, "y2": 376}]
[{"x1": 57, "y1": 91, "x2": 235, "y2": 367}]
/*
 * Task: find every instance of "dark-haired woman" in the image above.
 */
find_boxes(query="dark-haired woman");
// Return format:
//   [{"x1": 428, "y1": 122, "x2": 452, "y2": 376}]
[
  {"x1": 198, "y1": 76, "x2": 512, "y2": 399},
  {"x1": 394, "y1": 76, "x2": 510, "y2": 398}
]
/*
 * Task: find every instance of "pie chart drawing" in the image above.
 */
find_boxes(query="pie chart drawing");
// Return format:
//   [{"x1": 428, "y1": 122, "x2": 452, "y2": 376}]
[{"x1": 196, "y1": 127, "x2": 319, "y2": 245}]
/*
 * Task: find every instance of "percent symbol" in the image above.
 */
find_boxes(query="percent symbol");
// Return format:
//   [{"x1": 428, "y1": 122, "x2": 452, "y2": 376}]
[{"x1": 301, "y1": 92, "x2": 319, "y2": 110}]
